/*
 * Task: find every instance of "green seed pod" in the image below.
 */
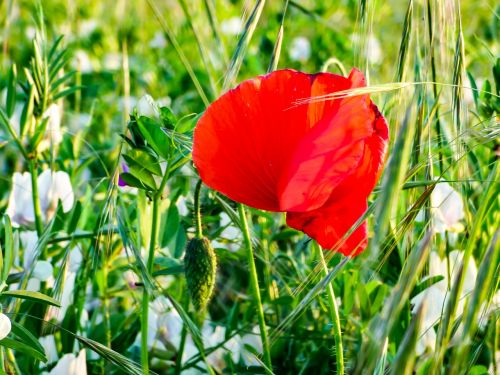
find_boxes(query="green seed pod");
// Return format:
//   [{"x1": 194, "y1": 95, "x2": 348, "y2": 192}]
[{"x1": 184, "y1": 237, "x2": 217, "y2": 310}]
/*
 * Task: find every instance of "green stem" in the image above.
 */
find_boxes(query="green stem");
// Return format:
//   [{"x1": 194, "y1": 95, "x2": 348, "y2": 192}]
[
  {"x1": 102, "y1": 251, "x2": 111, "y2": 349},
  {"x1": 193, "y1": 180, "x2": 203, "y2": 238},
  {"x1": 316, "y1": 242, "x2": 344, "y2": 375},
  {"x1": 141, "y1": 195, "x2": 161, "y2": 374},
  {"x1": 28, "y1": 159, "x2": 44, "y2": 236},
  {"x1": 175, "y1": 294, "x2": 190, "y2": 375},
  {"x1": 237, "y1": 204, "x2": 272, "y2": 374}
]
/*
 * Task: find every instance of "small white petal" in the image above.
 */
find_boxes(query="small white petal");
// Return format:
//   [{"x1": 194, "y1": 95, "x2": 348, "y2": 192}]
[
  {"x1": 39, "y1": 335, "x2": 59, "y2": 363},
  {"x1": 69, "y1": 246, "x2": 83, "y2": 273},
  {"x1": 6, "y1": 172, "x2": 35, "y2": 227},
  {"x1": 366, "y1": 34, "x2": 383, "y2": 65},
  {"x1": 289, "y1": 37, "x2": 311, "y2": 62},
  {"x1": 26, "y1": 278, "x2": 41, "y2": 292},
  {"x1": 33, "y1": 260, "x2": 53, "y2": 281},
  {"x1": 37, "y1": 170, "x2": 75, "y2": 221},
  {"x1": 136, "y1": 94, "x2": 159, "y2": 118},
  {"x1": 103, "y1": 53, "x2": 121, "y2": 71},
  {"x1": 149, "y1": 31, "x2": 167, "y2": 49},
  {"x1": 78, "y1": 20, "x2": 97, "y2": 37},
  {"x1": 431, "y1": 183, "x2": 464, "y2": 233},
  {"x1": 221, "y1": 17, "x2": 243, "y2": 36},
  {"x1": 21, "y1": 231, "x2": 39, "y2": 269},
  {"x1": 38, "y1": 104, "x2": 63, "y2": 152},
  {"x1": 0, "y1": 313, "x2": 11, "y2": 340},
  {"x1": 53, "y1": 171, "x2": 75, "y2": 213},
  {"x1": 49, "y1": 349, "x2": 87, "y2": 375},
  {"x1": 73, "y1": 50, "x2": 94, "y2": 73},
  {"x1": 176, "y1": 197, "x2": 189, "y2": 216}
]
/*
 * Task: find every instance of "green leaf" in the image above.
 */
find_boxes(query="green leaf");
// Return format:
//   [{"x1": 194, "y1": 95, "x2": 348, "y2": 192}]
[
  {"x1": 30, "y1": 116, "x2": 49, "y2": 151},
  {"x1": 119, "y1": 172, "x2": 155, "y2": 191},
  {"x1": 0, "y1": 337, "x2": 47, "y2": 362},
  {"x1": 10, "y1": 321, "x2": 45, "y2": 357},
  {"x1": 75, "y1": 336, "x2": 147, "y2": 375},
  {"x1": 1, "y1": 216, "x2": 14, "y2": 283},
  {"x1": 20, "y1": 86, "x2": 35, "y2": 138},
  {"x1": 128, "y1": 163, "x2": 157, "y2": 190},
  {"x1": 411, "y1": 275, "x2": 444, "y2": 298},
  {"x1": 6, "y1": 64, "x2": 17, "y2": 118},
  {"x1": 123, "y1": 149, "x2": 162, "y2": 176},
  {"x1": 1, "y1": 290, "x2": 61, "y2": 307},
  {"x1": 136, "y1": 116, "x2": 170, "y2": 160},
  {"x1": 159, "y1": 107, "x2": 177, "y2": 129},
  {"x1": 161, "y1": 203, "x2": 179, "y2": 247},
  {"x1": 52, "y1": 85, "x2": 84, "y2": 101},
  {"x1": 67, "y1": 201, "x2": 82, "y2": 234}
]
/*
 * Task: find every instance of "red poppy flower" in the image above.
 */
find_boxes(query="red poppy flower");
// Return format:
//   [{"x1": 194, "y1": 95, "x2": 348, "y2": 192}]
[{"x1": 193, "y1": 69, "x2": 388, "y2": 256}]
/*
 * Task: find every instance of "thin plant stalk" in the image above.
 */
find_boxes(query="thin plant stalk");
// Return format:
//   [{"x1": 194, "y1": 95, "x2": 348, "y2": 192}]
[
  {"x1": 174, "y1": 294, "x2": 190, "y2": 375},
  {"x1": 28, "y1": 159, "x2": 44, "y2": 236},
  {"x1": 237, "y1": 204, "x2": 272, "y2": 374},
  {"x1": 141, "y1": 193, "x2": 161, "y2": 374},
  {"x1": 141, "y1": 198, "x2": 159, "y2": 372},
  {"x1": 315, "y1": 243, "x2": 344, "y2": 375},
  {"x1": 194, "y1": 179, "x2": 203, "y2": 238},
  {"x1": 141, "y1": 167, "x2": 170, "y2": 373}
]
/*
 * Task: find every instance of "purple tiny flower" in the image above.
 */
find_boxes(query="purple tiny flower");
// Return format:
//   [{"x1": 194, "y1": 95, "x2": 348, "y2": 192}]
[{"x1": 118, "y1": 163, "x2": 129, "y2": 187}]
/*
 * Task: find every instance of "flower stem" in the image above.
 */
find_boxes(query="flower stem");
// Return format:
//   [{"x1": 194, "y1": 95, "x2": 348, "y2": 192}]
[
  {"x1": 174, "y1": 294, "x2": 190, "y2": 375},
  {"x1": 141, "y1": 194, "x2": 161, "y2": 374},
  {"x1": 193, "y1": 179, "x2": 203, "y2": 238},
  {"x1": 237, "y1": 204, "x2": 272, "y2": 374},
  {"x1": 316, "y1": 242, "x2": 344, "y2": 375},
  {"x1": 28, "y1": 159, "x2": 44, "y2": 236}
]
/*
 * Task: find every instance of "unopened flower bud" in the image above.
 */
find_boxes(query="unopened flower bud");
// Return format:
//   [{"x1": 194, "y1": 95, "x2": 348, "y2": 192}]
[{"x1": 184, "y1": 237, "x2": 217, "y2": 310}]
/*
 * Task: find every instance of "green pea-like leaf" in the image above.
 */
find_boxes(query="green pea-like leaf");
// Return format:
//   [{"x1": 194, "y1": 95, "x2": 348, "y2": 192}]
[{"x1": 136, "y1": 116, "x2": 170, "y2": 160}]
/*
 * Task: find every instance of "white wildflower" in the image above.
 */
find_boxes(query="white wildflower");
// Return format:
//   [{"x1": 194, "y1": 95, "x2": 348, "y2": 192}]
[
  {"x1": 431, "y1": 182, "x2": 465, "y2": 233},
  {"x1": 136, "y1": 94, "x2": 159, "y2": 118},
  {"x1": 149, "y1": 31, "x2": 167, "y2": 49},
  {"x1": 6, "y1": 169, "x2": 74, "y2": 227},
  {"x1": 38, "y1": 103, "x2": 63, "y2": 152},
  {"x1": 411, "y1": 250, "x2": 477, "y2": 355},
  {"x1": 289, "y1": 36, "x2": 311, "y2": 62},
  {"x1": 39, "y1": 335, "x2": 58, "y2": 363},
  {"x1": 103, "y1": 52, "x2": 121, "y2": 71},
  {"x1": 366, "y1": 34, "x2": 383, "y2": 65},
  {"x1": 73, "y1": 50, "x2": 94, "y2": 73},
  {"x1": 46, "y1": 349, "x2": 87, "y2": 375},
  {"x1": 0, "y1": 313, "x2": 11, "y2": 340},
  {"x1": 221, "y1": 17, "x2": 243, "y2": 36}
]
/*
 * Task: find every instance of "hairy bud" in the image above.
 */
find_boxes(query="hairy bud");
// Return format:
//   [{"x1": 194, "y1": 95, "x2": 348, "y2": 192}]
[{"x1": 184, "y1": 237, "x2": 217, "y2": 310}]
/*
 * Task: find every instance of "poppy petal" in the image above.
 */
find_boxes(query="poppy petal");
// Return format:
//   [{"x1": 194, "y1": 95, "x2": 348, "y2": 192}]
[
  {"x1": 286, "y1": 195, "x2": 368, "y2": 256},
  {"x1": 278, "y1": 69, "x2": 376, "y2": 212},
  {"x1": 286, "y1": 103, "x2": 389, "y2": 255},
  {"x1": 193, "y1": 69, "x2": 350, "y2": 211}
]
